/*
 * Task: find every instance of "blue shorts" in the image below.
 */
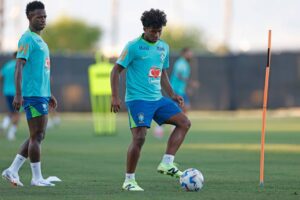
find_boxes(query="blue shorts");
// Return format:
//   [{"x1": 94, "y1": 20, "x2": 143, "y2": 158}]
[
  {"x1": 23, "y1": 97, "x2": 50, "y2": 120},
  {"x1": 126, "y1": 97, "x2": 182, "y2": 128},
  {"x1": 5, "y1": 96, "x2": 14, "y2": 112}
]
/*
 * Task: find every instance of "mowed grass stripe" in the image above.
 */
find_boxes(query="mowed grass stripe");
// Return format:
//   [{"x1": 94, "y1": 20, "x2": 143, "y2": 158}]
[{"x1": 180, "y1": 143, "x2": 300, "y2": 153}]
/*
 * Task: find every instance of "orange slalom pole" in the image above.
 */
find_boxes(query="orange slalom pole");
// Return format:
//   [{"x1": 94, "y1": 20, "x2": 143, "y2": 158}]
[{"x1": 259, "y1": 30, "x2": 272, "y2": 187}]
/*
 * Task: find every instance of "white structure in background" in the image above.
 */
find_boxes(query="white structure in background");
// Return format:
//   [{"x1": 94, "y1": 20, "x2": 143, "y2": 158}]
[
  {"x1": 223, "y1": 0, "x2": 233, "y2": 51},
  {"x1": 0, "y1": 0, "x2": 4, "y2": 51},
  {"x1": 1, "y1": 0, "x2": 22, "y2": 52}
]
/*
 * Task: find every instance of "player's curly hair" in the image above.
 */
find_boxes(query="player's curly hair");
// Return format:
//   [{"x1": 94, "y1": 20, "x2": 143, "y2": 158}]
[
  {"x1": 26, "y1": 1, "x2": 45, "y2": 17},
  {"x1": 141, "y1": 9, "x2": 167, "y2": 28}
]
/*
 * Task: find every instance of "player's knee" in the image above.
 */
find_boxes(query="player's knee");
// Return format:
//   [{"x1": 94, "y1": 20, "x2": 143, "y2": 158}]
[
  {"x1": 32, "y1": 132, "x2": 45, "y2": 143},
  {"x1": 184, "y1": 119, "x2": 191, "y2": 130},
  {"x1": 39, "y1": 133, "x2": 45, "y2": 142},
  {"x1": 133, "y1": 135, "x2": 146, "y2": 147},
  {"x1": 179, "y1": 118, "x2": 191, "y2": 131}
]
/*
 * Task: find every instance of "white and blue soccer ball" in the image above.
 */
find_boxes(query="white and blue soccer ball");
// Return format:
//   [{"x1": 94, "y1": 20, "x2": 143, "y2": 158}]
[{"x1": 180, "y1": 168, "x2": 204, "y2": 192}]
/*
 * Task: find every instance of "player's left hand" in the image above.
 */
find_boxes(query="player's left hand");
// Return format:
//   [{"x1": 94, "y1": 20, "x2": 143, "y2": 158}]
[
  {"x1": 49, "y1": 95, "x2": 57, "y2": 109},
  {"x1": 172, "y1": 94, "x2": 184, "y2": 108},
  {"x1": 12, "y1": 94, "x2": 23, "y2": 111}
]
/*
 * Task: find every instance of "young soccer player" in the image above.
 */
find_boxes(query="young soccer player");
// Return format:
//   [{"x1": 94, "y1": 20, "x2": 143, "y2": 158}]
[
  {"x1": 110, "y1": 9, "x2": 191, "y2": 191},
  {"x1": 2, "y1": 1, "x2": 58, "y2": 187},
  {"x1": 170, "y1": 47, "x2": 194, "y2": 113},
  {"x1": 0, "y1": 52, "x2": 20, "y2": 140}
]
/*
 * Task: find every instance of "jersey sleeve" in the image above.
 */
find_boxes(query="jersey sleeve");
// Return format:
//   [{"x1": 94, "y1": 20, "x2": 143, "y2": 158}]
[
  {"x1": 163, "y1": 45, "x2": 169, "y2": 69},
  {"x1": 0, "y1": 63, "x2": 7, "y2": 77},
  {"x1": 116, "y1": 42, "x2": 134, "y2": 68},
  {"x1": 16, "y1": 36, "x2": 33, "y2": 61}
]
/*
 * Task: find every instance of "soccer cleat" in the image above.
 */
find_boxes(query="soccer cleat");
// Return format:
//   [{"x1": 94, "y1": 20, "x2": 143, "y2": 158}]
[
  {"x1": 122, "y1": 180, "x2": 144, "y2": 191},
  {"x1": 2, "y1": 169, "x2": 24, "y2": 187},
  {"x1": 31, "y1": 179, "x2": 55, "y2": 187},
  {"x1": 157, "y1": 162, "x2": 183, "y2": 178}
]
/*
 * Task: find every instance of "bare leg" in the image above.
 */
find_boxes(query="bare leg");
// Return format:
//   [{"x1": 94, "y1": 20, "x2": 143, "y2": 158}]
[
  {"x1": 17, "y1": 115, "x2": 47, "y2": 161},
  {"x1": 164, "y1": 113, "x2": 191, "y2": 155},
  {"x1": 126, "y1": 127, "x2": 147, "y2": 173},
  {"x1": 19, "y1": 139, "x2": 30, "y2": 158},
  {"x1": 1, "y1": 115, "x2": 48, "y2": 186},
  {"x1": 27, "y1": 115, "x2": 48, "y2": 162}
]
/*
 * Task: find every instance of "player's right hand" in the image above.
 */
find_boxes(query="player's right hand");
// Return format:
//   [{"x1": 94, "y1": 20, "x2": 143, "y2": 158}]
[
  {"x1": 172, "y1": 94, "x2": 185, "y2": 108},
  {"x1": 111, "y1": 97, "x2": 121, "y2": 113},
  {"x1": 49, "y1": 95, "x2": 58, "y2": 109},
  {"x1": 12, "y1": 95, "x2": 23, "y2": 111}
]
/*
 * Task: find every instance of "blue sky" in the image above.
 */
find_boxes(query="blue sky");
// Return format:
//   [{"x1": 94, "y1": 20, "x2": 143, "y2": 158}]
[{"x1": 2, "y1": 0, "x2": 300, "y2": 54}]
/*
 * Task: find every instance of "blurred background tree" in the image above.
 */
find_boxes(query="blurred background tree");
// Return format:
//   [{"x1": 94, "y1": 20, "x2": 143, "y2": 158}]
[
  {"x1": 43, "y1": 16, "x2": 102, "y2": 53},
  {"x1": 161, "y1": 25, "x2": 208, "y2": 54}
]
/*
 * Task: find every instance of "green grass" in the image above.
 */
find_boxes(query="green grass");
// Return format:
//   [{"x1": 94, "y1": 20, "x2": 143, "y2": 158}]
[{"x1": 0, "y1": 112, "x2": 299, "y2": 200}]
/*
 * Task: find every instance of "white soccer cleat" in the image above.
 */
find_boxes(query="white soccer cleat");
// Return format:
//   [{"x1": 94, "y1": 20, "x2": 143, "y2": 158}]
[
  {"x1": 31, "y1": 179, "x2": 55, "y2": 187},
  {"x1": 2, "y1": 169, "x2": 24, "y2": 187},
  {"x1": 122, "y1": 180, "x2": 144, "y2": 191}
]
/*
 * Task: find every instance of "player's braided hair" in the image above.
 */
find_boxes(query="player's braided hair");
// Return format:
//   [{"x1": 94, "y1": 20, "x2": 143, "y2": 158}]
[
  {"x1": 26, "y1": 1, "x2": 45, "y2": 17},
  {"x1": 141, "y1": 9, "x2": 167, "y2": 28}
]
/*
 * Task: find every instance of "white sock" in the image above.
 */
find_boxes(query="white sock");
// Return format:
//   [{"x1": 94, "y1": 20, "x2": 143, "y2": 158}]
[
  {"x1": 125, "y1": 173, "x2": 135, "y2": 182},
  {"x1": 2, "y1": 116, "x2": 10, "y2": 129},
  {"x1": 30, "y1": 162, "x2": 43, "y2": 181},
  {"x1": 7, "y1": 125, "x2": 17, "y2": 141},
  {"x1": 8, "y1": 154, "x2": 26, "y2": 173},
  {"x1": 162, "y1": 154, "x2": 175, "y2": 165}
]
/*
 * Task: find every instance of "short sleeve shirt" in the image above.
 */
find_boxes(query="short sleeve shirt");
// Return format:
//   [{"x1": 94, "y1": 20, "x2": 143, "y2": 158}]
[
  {"x1": 116, "y1": 35, "x2": 169, "y2": 102},
  {"x1": 16, "y1": 30, "x2": 51, "y2": 97}
]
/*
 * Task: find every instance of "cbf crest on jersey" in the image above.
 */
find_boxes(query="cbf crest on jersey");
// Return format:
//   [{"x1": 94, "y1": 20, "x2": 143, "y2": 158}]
[{"x1": 137, "y1": 113, "x2": 144, "y2": 123}]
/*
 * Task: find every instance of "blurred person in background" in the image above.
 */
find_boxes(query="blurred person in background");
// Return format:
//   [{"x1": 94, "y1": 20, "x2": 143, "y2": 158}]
[
  {"x1": 154, "y1": 47, "x2": 194, "y2": 138},
  {"x1": 111, "y1": 8, "x2": 191, "y2": 191},
  {"x1": 0, "y1": 51, "x2": 20, "y2": 141},
  {"x1": 2, "y1": 1, "x2": 58, "y2": 187},
  {"x1": 170, "y1": 47, "x2": 194, "y2": 113}
]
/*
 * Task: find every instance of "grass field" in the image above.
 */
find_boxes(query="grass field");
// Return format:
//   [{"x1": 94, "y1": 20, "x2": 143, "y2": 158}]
[{"x1": 0, "y1": 111, "x2": 299, "y2": 200}]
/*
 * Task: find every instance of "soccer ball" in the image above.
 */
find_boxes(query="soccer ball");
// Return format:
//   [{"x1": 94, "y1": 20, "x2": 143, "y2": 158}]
[{"x1": 180, "y1": 168, "x2": 204, "y2": 191}]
